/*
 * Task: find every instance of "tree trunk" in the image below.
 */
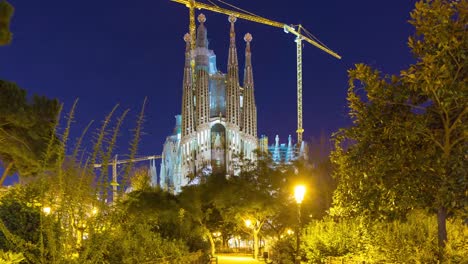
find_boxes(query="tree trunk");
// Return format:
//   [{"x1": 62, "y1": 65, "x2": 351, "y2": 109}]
[
  {"x1": 253, "y1": 230, "x2": 259, "y2": 260},
  {"x1": 437, "y1": 206, "x2": 447, "y2": 257},
  {"x1": 0, "y1": 161, "x2": 13, "y2": 186},
  {"x1": 208, "y1": 233, "x2": 216, "y2": 257}
]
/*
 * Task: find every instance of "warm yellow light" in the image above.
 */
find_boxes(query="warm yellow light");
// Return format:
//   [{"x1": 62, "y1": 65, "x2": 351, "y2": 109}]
[
  {"x1": 43, "y1": 207, "x2": 51, "y2": 215},
  {"x1": 294, "y1": 185, "x2": 306, "y2": 204},
  {"x1": 245, "y1": 219, "x2": 252, "y2": 228},
  {"x1": 91, "y1": 207, "x2": 98, "y2": 215},
  {"x1": 286, "y1": 229, "x2": 294, "y2": 235}
]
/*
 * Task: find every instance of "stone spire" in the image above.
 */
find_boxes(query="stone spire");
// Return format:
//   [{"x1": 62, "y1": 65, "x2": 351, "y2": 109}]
[
  {"x1": 273, "y1": 135, "x2": 280, "y2": 162},
  {"x1": 243, "y1": 33, "x2": 254, "y2": 86},
  {"x1": 286, "y1": 135, "x2": 293, "y2": 162},
  {"x1": 226, "y1": 15, "x2": 240, "y2": 127},
  {"x1": 196, "y1": 13, "x2": 208, "y2": 48},
  {"x1": 242, "y1": 33, "x2": 257, "y2": 137},
  {"x1": 195, "y1": 14, "x2": 210, "y2": 126},
  {"x1": 181, "y1": 33, "x2": 195, "y2": 136}
]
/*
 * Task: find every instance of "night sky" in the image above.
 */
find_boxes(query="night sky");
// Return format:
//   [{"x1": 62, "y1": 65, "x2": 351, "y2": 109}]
[{"x1": 1, "y1": 1, "x2": 416, "y2": 184}]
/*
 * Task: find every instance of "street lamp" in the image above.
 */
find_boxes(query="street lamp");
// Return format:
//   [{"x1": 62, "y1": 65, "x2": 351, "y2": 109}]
[{"x1": 294, "y1": 185, "x2": 306, "y2": 264}]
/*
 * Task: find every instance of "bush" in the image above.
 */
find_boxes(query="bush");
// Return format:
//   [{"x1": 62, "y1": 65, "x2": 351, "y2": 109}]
[
  {"x1": 297, "y1": 210, "x2": 468, "y2": 263},
  {"x1": 106, "y1": 220, "x2": 190, "y2": 264},
  {"x1": 302, "y1": 217, "x2": 366, "y2": 263},
  {"x1": 270, "y1": 237, "x2": 296, "y2": 264},
  {"x1": 0, "y1": 250, "x2": 24, "y2": 264}
]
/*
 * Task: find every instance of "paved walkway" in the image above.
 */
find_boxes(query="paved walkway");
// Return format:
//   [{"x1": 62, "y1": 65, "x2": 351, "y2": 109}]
[{"x1": 215, "y1": 253, "x2": 263, "y2": 264}]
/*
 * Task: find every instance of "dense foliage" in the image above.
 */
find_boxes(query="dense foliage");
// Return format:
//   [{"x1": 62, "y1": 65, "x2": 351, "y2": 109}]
[
  {"x1": 331, "y1": 0, "x2": 467, "y2": 253},
  {"x1": 0, "y1": 0, "x2": 14, "y2": 45},
  {"x1": 301, "y1": 211, "x2": 467, "y2": 263},
  {"x1": 0, "y1": 100, "x2": 209, "y2": 263},
  {"x1": 0, "y1": 81, "x2": 60, "y2": 186}
]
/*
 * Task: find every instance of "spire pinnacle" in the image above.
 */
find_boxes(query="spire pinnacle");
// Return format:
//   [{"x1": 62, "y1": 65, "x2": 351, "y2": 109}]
[
  {"x1": 228, "y1": 15, "x2": 237, "y2": 23},
  {"x1": 244, "y1": 33, "x2": 252, "y2": 53},
  {"x1": 244, "y1": 33, "x2": 253, "y2": 43},
  {"x1": 229, "y1": 15, "x2": 237, "y2": 44},
  {"x1": 198, "y1": 13, "x2": 206, "y2": 23},
  {"x1": 196, "y1": 14, "x2": 208, "y2": 48},
  {"x1": 183, "y1": 33, "x2": 190, "y2": 49},
  {"x1": 244, "y1": 33, "x2": 254, "y2": 86},
  {"x1": 183, "y1": 33, "x2": 191, "y2": 66},
  {"x1": 183, "y1": 33, "x2": 191, "y2": 43}
]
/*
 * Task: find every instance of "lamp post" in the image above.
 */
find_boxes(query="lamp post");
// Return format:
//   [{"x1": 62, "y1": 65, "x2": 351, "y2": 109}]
[{"x1": 294, "y1": 185, "x2": 305, "y2": 264}]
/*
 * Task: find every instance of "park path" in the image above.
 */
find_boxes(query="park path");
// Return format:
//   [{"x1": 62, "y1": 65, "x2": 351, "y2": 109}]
[{"x1": 216, "y1": 253, "x2": 263, "y2": 264}]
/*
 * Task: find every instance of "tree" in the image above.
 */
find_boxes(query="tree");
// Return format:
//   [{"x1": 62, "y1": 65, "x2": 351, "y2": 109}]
[
  {"x1": 179, "y1": 172, "x2": 227, "y2": 257},
  {"x1": 129, "y1": 166, "x2": 151, "y2": 191},
  {"x1": 214, "y1": 152, "x2": 312, "y2": 260},
  {"x1": 0, "y1": 81, "x2": 60, "y2": 186},
  {"x1": 331, "y1": 0, "x2": 467, "y2": 255},
  {"x1": 0, "y1": 0, "x2": 14, "y2": 45}
]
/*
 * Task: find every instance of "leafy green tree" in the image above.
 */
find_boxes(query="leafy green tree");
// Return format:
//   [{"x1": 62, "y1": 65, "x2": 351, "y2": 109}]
[
  {"x1": 0, "y1": 81, "x2": 60, "y2": 186},
  {"x1": 120, "y1": 187, "x2": 208, "y2": 252},
  {"x1": 331, "y1": 0, "x2": 467, "y2": 254},
  {"x1": 214, "y1": 152, "x2": 314, "y2": 260},
  {"x1": 0, "y1": 0, "x2": 13, "y2": 45},
  {"x1": 129, "y1": 166, "x2": 151, "y2": 191},
  {"x1": 179, "y1": 172, "x2": 227, "y2": 256}
]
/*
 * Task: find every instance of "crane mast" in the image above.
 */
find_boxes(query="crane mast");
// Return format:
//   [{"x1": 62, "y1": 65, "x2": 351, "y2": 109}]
[
  {"x1": 171, "y1": 0, "x2": 341, "y2": 146},
  {"x1": 295, "y1": 29, "x2": 304, "y2": 144}
]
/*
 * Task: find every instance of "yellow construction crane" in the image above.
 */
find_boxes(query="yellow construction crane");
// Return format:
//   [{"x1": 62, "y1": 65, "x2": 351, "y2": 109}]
[{"x1": 171, "y1": 0, "x2": 341, "y2": 145}]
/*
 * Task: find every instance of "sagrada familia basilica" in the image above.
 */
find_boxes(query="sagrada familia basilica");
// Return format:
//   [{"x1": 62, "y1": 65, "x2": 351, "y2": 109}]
[{"x1": 158, "y1": 14, "x2": 306, "y2": 193}]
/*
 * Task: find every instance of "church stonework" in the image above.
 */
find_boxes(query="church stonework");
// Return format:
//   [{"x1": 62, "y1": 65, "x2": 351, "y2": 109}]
[{"x1": 160, "y1": 14, "x2": 258, "y2": 193}]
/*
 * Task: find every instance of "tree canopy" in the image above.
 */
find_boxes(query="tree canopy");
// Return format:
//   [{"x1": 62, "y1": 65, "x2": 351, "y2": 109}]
[
  {"x1": 331, "y1": 0, "x2": 467, "y2": 253},
  {"x1": 0, "y1": 0, "x2": 13, "y2": 45},
  {"x1": 0, "y1": 80, "x2": 60, "y2": 186}
]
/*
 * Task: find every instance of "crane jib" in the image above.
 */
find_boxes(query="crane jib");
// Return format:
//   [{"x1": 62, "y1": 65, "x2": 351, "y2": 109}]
[{"x1": 171, "y1": 0, "x2": 341, "y2": 59}]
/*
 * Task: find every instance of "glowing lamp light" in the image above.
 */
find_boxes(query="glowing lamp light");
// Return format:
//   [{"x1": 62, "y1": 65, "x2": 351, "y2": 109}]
[
  {"x1": 245, "y1": 219, "x2": 252, "y2": 228},
  {"x1": 91, "y1": 207, "x2": 98, "y2": 215},
  {"x1": 294, "y1": 185, "x2": 306, "y2": 204},
  {"x1": 42, "y1": 207, "x2": 51, "y2": 215}
]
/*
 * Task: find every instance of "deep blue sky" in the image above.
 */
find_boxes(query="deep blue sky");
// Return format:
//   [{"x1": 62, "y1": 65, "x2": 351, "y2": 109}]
[{"x1": 1, "y1": 0, "x2": 415, "y2": 183}]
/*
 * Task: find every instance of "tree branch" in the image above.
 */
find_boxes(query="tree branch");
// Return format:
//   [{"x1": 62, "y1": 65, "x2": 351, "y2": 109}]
[
  {"x1": 0, "y1": 161, "x2": 14, "y2": 187},
  {"x1": 449, "y1": 106, "x2": 467, "y2": 133}
]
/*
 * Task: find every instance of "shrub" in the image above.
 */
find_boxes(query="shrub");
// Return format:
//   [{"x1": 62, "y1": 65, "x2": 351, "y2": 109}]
[
  {"x1": 299, "y1": 210, "x2": 468, "y2": 263},
  {"x1": 0, "y1": 250, "x2": 25, "y2": 264}
]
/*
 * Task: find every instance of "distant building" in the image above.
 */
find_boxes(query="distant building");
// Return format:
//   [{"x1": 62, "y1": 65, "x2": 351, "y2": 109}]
[
  {"x1": 158, "y1": 14, "x2": 306, "y2": 193},
  {"x1": 259, "y1": 135, "x2": 308, "y2": 164}
]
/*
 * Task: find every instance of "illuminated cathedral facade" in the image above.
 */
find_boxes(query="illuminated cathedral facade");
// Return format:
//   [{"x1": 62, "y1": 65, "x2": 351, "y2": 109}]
[{"x1": 159, "y1": 14, "x2": 258, "y2": 193}]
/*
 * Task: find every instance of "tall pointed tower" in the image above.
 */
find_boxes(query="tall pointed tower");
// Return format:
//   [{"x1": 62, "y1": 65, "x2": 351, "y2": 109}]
[
  {"x1": 226, "y1": 15, "x2": 240, "y2": 128},
  {"x1": 181, "y1": 33, "x2": 195, "y2": 137},
  {"x1": 179, "y1": 32, "x2": 197, "y2": 185},
  {"x1": 225, "y1": 15, "x2": 242, "y2": 170},
  {"x1": 195, "y1": 14, "x2": 210, "y2": 128},
  {"x1": 241, "y1": 33, "x2": 258, "y2": 160}
]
